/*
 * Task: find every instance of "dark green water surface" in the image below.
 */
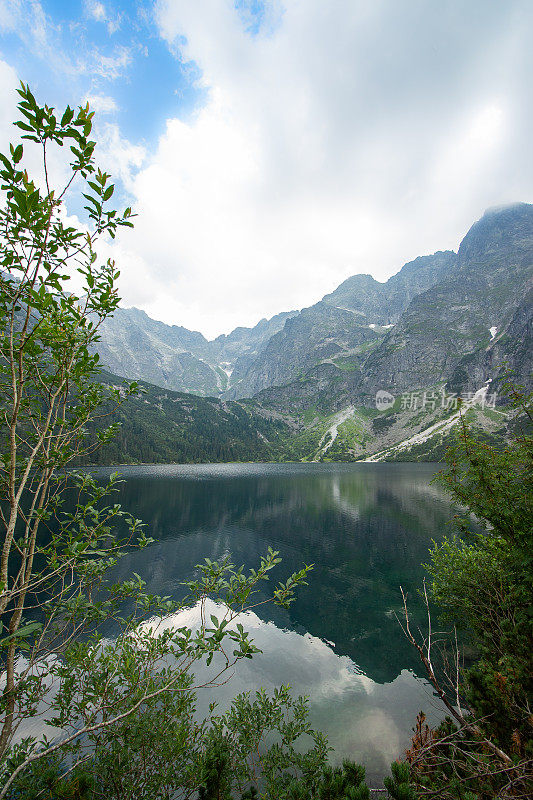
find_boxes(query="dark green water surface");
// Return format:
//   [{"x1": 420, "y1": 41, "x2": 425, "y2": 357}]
[{"x1": 95, "y1": 462, "x2": 458, "y2": 784}]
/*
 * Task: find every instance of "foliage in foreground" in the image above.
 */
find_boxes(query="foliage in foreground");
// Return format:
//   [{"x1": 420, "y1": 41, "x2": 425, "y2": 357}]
[
  {"x1": 397, "y1": 382, "x2": 532, "y2": 799},
  {"x1": 11, "y1": 734, "x2": 372, "y2": 800},
  {"x1": 0, "y1": 85, "x2": 322, "y2": 799},
  {"x1": 8, "y1": 687, "x2": 349, "y2": 800}
]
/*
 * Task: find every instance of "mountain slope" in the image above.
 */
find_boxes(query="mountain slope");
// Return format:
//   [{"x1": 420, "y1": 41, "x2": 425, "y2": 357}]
[
  {"x1": 357, "y1": 203, "x2": 533, "y2": 402},
  {"x1": 86, "y1": 371, "x2": 294, "y2": 464},
  {"x1": 251, "y1": 204, "x2": 533, "y2": 414},
  {"x1": 93, "y1": 308, "x2": 295, "y2": 396},
  {"x1": 226, "y1": 250, "x2": 456, "y2": 398},
  {"x1": 321, "y1": 250, "x2": 456, "y2": 322},
  {"x1": 225, "y1": 303, "x2": 382, "y2": 399},
  {"x1": 94, "y1": 308, "x2": 216, "y2": 394}
]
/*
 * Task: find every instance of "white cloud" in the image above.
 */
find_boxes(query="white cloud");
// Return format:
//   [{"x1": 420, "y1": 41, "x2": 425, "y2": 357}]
[
  {"x1": 0, "y1": 1, "x2": 84, "y2": 79},
  {"x1": 85, "y1": 1, "x2": 106, "y2": 23},
  {"x1": 95, "y1": 0, "x2": 533, "y2": 339},
  {"x1": 0, "y1": 59, "x2": 19, "y2": 154},
  {"x1": 3, "y1": 1, "x2": 533, "y2": 338},
  {"x1": 89, "y1": 45, "x2": 132, "y2": 80},
  {"x1": 92, "y1": 121, "x2": 146, "y2": 191},
  {"x1": 84, "y1": 93, "x2": 118, "y2": 114},
  {"x1": 0, "y1": 0, "x2": 18, "y2": 32},
  {"x1": 84, "y1": 0, "x2": 121, "y2": 34},
  {"x1": 0, "y1": 1, "x2": 129, "y2": 82},
  {"x1": 0, "y1": 0, "x2": 49, "y2": 49},
  {"x1": 143, "y1": 599, "x2": 438, "y2": 773},
  {"x1": 431, "y1": 103, "x2": 507, "y2": 199}
]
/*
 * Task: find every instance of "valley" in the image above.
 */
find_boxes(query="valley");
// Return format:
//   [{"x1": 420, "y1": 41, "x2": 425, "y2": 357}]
[{"x1": 92, "y1": 203, "x2": 533, "y2": 465}]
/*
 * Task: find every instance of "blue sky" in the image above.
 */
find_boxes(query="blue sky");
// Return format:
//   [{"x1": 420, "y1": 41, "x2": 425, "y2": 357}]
[
  {"x1": 0, "y1": 1, "x2": 205, "y2": 142},
  {"x1": 0, "y1": 1, "x2": 532, "y2": 337}
]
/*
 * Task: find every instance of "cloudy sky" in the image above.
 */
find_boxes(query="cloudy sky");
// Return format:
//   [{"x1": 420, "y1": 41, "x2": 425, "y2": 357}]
[{"x1": 0, "y1": 1, "x2": 532, "y2": 338}]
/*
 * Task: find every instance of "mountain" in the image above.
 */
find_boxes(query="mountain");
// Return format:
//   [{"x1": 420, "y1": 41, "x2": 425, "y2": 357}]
[
  {"x1": 88, "y1": 203, "x2": 532, "y2": 464},
  {"x1": 356, "y1": 203, "x2": 533, "y2": 402},
  {"x1": 93, "y1": 308, "x2": 295, "y2": 396},
  {"x1": 224, "y1": 303, "x2": 382, "y2": 399},
  {"x1": 461, "y1": 284, "x2": 532, "y2": 393},
  {"x1": 225, "y1": 250, "x2": 456, "y2": 398},
  {"x1": 250, "y1": 204, "x2": 532, "y2": 408},
  {"x1": 86, "y1": 369, "x2": 513, "y2": 467},
  {"x1": 321, "y1": 250, "x2": 457, "y2": 322},
  {"x1": 212, "y1": 310, "x2": 298, "y2": 363},
  {"x1": 210, "y1": 310, "x2": 298, "y2": 389},
  {"x1": 94, "y1": 308, "x2": 216, "y2": 394},
  {"x1": 93, "y1": 248, "x2": 456, "y2": 401},
  {"x1": 242, "y1": 203, "x2": 533, "y2": 461},
  {"x1": 86, "y1": 371, "x2": 295, "y2": 465}
]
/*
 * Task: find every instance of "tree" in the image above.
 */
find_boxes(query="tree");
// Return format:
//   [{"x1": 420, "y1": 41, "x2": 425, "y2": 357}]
[
  {"x1": 395, "y1": 382, "x2": 532, "y2": 799},
  {"x1": 0, "y1": 81, "x2": 135, "y2": 762},
  {"x1": 0, "y1": 85, "x2": 318, "y2": 798}
]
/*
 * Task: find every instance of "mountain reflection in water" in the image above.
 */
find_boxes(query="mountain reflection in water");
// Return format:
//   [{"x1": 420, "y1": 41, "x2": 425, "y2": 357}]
[{"x1": 94, "y1": 462, "x2": 457, "y2": 783}]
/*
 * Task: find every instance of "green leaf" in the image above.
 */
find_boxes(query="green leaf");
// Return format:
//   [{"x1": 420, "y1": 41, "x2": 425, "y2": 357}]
[
  {"x1": 61, "y1": 106, "x2": 74, "y2": 126},
  {"x1": 0, "y1": 622, "x2": 43, "y2": 648}
]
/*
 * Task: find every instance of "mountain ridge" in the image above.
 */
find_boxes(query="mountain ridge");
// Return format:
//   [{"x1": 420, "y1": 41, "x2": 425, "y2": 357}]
[
  {"x1": 226, "y1": 248, "x2": 457, "y2": 398},
  {"x1": 90, "y1": 202, "x2": 533, "y2": 463},
  {"x1": 94, "y1": 241, "x2": 459, "y2": 399}
]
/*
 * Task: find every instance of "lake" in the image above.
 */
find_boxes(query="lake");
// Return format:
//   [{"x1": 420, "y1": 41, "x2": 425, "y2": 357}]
[{"x1": 95, "y1": 462, "x2": 459, "y2": 785}]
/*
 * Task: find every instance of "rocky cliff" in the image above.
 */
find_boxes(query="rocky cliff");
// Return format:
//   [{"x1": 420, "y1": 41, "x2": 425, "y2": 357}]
[
  {"x1": 225, "y1": 250, "x2": 456, "y2": 398},
  {"x1": 93, "y1": 307, "x2": 295, "y2": 395},
  {"x1": 356, "y1": 203, "x2": 533, "y2": 402}
]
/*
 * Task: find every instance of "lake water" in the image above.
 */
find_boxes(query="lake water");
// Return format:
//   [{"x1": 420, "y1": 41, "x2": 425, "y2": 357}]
[{"x1": 95, "y1": 462, "x2": 459, "y2": 785}]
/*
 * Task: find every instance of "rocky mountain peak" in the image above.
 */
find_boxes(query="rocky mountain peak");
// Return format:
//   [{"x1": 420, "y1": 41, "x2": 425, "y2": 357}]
[{"x1": 457, "y1": 202, "x2": 533, "y2": 262}]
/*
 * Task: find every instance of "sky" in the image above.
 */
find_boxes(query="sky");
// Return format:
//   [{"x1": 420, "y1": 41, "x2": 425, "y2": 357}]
[{"x1": 0, "y1": 0, "x2": 532, "y2": 339}]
